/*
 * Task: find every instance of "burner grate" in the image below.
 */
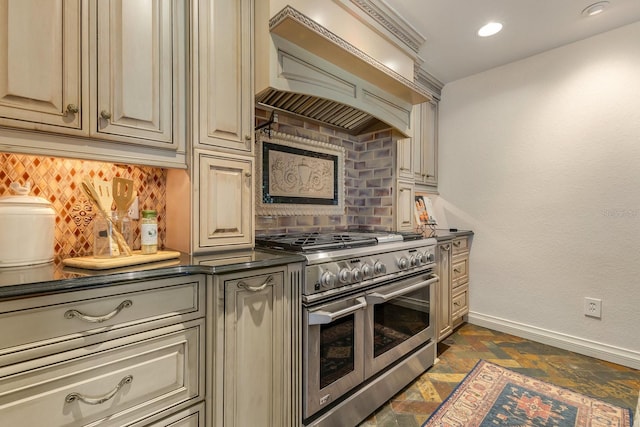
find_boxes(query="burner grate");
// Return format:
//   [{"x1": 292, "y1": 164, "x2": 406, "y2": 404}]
[{"x1": 255, "y1": 231, "x2": 380, "y2": 252}]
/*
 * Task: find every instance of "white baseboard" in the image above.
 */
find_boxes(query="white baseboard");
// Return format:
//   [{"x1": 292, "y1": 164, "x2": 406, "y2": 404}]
[{"x1": 467, "y1": 312, "x2": 640, "y2": 370}]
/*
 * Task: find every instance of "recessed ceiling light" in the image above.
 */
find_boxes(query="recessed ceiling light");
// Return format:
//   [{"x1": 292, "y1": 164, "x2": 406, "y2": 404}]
[
  {"x1": 582, "y1": 1, "x2": 610, "y2": 17},
  {"x1": 477, "y1": 22, "x2": 503, "y2": 37}
]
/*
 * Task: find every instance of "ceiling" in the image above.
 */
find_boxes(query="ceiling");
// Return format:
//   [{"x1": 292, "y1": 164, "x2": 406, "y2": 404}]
[{"x1": 383, "y1": 0, "x2": 640, "y2": 84}]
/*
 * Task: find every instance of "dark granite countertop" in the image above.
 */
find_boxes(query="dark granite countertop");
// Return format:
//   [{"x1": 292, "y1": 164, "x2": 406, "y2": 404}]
[
  {"x1": 425, "y1": 229, "x2": 474, "y2": 242},
  {"x1": 0, "y1": 249, "x2": 305, "y2": 299}
]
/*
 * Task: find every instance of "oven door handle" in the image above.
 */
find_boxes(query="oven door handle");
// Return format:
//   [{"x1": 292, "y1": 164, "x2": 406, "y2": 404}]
[
  {"x1": 307, "y1": 297, "x2": 367, "y2": 325},
  {"x1": 366, "y1": 275, "x2": 439, "y2": 304}
]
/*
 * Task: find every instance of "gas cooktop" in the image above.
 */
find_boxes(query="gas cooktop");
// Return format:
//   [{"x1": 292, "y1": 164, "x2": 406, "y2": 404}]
[{"x1": 254, "y1": 230, "x2": 423, "y2": 252}]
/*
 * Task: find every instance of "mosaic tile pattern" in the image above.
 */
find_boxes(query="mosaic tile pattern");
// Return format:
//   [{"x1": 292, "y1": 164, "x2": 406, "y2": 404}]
[
  {"x1": 0, "y1": 153, "x2": 167, "y2": 258},
  {"x1": 255, "y1": 108, "x2": 396, "y2": 234},
  {"x1": 359, "y1": 323, "x2": 640, "y2": 427}
]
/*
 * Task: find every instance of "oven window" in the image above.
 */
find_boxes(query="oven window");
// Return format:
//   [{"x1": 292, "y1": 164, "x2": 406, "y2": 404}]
[
  {"x1": 373, "y1": 287, "x2": 430, "y2": 358},
  {"x1": 319, "y1": 314, "x2": 355, "y2": 389}
]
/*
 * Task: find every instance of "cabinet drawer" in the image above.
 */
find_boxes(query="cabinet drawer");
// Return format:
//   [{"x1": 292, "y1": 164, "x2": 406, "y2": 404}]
[
  {"x1": 451, "y1": 255, "x2": 469, "y2": 286},
  {"x1": 146, "y1": 403, "x2": 205, "y2": 427},
  {"x1": 0, "y1": 320, "x2": 204, "y2": 427},
  {"x1": 0, "y1": 275, "x2": 204, "y2": 355},
  {"x1": 451, "y1": 237, "x2": 469, "y2": 255},
  {"x1": 452, "y1": 287, "x2": 468, "y2": 319}
]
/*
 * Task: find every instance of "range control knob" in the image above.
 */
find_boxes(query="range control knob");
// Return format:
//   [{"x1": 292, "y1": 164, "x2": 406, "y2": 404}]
[
  {"x1": 320, "y1": 271, "x2": 336, "y2": 288},
  {"x1": 426, "y1": 252, "x2": 435, "y2": 262},
  {"x1": 351, "y1": 268, "x2": 362, "y2": 282},
  {"x1": 410, "y1": 256, "x2": 419, "y2": 267},
  {"x1": 338, "y1": 268, "x2": 352, "y2": 284},
  {"x1": 361, "y1": 263, "x2": 374, "y2": 278},
  {"x1": 374, "y1": 261, "x2": 386, "y2": 275},
  {"x1": 398, "y1": 257, "x2": 409, "y2": 270},
  {"x1": 416, "y1": 252, "x2": 427, "y2": 264}
]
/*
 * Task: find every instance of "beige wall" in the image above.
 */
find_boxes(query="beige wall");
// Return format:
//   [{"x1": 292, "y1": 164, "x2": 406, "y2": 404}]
[{"x1": 437, "y1": 21, "x2": 640, "y2": 368}]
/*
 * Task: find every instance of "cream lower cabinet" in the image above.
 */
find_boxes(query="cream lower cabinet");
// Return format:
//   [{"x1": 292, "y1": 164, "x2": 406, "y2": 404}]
[
  {"x1": 436, "y1": 236, "x2": 471, "y2": 341},
  {"x1": 210, "y1": 264, "x2": 302, "y2": 427},
  {"x1": 436, "y1": 241, "x2": 453, "y2": 341},
  {"x1": 0, "y1": 275, "x2": 206, "y2": 426},
  {"x1": 451, "y1": 237, "x2": 470, "y2": 324},
  {"x1": 196, "y1": 150, "x2": 254, "y2": 251}
]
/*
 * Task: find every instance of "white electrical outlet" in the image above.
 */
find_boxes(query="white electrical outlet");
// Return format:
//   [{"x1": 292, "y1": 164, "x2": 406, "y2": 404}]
[
  {"x1": 128, "y1": 196, "x2": 139, "y2": 220},
  {"x1": 584, "y1": 297, "x2": 602, "y2": 319}
]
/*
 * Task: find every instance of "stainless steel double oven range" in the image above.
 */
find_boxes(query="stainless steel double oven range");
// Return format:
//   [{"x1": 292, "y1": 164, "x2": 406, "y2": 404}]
[{"x1": 255, "y1": 231, "x2": 439, "y2": 427}]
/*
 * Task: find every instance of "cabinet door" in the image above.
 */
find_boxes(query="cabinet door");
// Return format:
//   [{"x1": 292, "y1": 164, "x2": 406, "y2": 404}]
[
  {"x1": 396, "y1": 136, "x2": 413, "y2": 180},
  {"x1": 197, "y1": 152, "x2": 253, "y2": 250},
  {"x1": 395, "y1": 180, "x2": 415, "y2": 231},
  {"x1": 95, "y1": 0, "x2": 178, "y2": 147},
  {"x1": 197, "y1": 0, "x2": 253, "y2": 152},
  {"x1": 413, "y1": 101, "x2": 438, "y2": 187},
  {"x1": 224, "y1": 270, "x2": 286, "y2": 427},
  {"x1": 0, "y1": 0, "x2": 83, "y2": 131},
  {"x1": 436, "y1": 243, "x2": 452, "y2": 341}
]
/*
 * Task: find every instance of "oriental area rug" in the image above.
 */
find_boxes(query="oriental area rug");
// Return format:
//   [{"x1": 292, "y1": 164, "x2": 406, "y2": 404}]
[{"x1": 423, "y1": 360, "x2": 633, "y2": 427}]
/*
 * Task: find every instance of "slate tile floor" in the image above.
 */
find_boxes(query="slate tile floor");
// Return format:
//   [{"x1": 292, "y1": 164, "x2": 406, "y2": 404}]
[{"x1": 358, "y1": 323, "x2": 640, "y2": 426}]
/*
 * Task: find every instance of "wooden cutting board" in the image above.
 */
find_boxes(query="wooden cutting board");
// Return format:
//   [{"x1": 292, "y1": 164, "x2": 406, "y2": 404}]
[{"x1": 62, "y1": 250, "x2": 181, "y2": 270}]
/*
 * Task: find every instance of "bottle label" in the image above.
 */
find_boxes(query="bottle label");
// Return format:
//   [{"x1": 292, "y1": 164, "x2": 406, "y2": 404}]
[{"x1": 141, "y1": 223, "x2": 158, "y2": 245}]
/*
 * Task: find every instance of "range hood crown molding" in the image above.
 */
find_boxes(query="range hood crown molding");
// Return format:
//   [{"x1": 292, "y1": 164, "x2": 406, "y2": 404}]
[{"x1": 269, "y1": 6, "x2": 432, "y2": 105}]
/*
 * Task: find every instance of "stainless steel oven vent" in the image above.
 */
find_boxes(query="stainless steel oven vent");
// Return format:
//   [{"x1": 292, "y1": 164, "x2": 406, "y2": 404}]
[{"x1": 256, "y1": 88, "x2": 387, "y2": 135}]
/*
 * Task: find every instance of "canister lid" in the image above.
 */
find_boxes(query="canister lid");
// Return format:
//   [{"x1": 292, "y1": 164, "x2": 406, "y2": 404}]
[
  {"x1": 0, "y1": 182, "x2": 53, "y2": 209},
  {"x1": 141, "y1": 209, "x2": 157, "y2": 218}
]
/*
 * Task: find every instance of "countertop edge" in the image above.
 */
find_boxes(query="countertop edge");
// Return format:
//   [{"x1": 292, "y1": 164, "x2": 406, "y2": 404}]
[
  {"x1": 430, "y1": 229, "x2": 474, "y2": 242},
  {"x1": 0, "y1": 250, "x2": 306, "y2": 299}
]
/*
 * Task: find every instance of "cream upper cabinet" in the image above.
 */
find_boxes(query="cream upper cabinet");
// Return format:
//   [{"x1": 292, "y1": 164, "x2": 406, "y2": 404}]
[
  {"x1": 0, "y1": 0, "x2": 85, "y2": 132},
  {"x1": 436, "y1": 242, "x2": 453, "y2": 341},
  {"x1": 195, "y1": 0, "x2": 253, "y2": 153},
  {"x1": 396, "y1": 136, "x2": 413, "y2": 180},
  {"x1": 413, "y1": 101, "x2": 438, "y2": 187},
  {"x1": 0, "y1": 0, "x2": 187, "y2": 167},
  {"x1": 196, "y1": 151, "x2": 254, "y2": 250},
  {"x1": 395, "y1": 180, "x2": 415, "y2": 231},
  {"x1": 93, "y1": 0, "x2": 181, "y2": 148}
]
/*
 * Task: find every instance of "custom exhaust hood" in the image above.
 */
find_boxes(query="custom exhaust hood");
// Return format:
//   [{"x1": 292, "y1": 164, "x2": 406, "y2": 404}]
[{"x1": 255, "y1": 5, "x2": 432, "y2": 137}]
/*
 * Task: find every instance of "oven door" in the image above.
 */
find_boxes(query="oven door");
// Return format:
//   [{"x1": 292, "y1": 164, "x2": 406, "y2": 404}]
[
  {"x1": 303, "y1": 294, "x2": 367, "y2": 419},
  {"x1": 364, "y1": 272, "x2": 438, "y2": 379}
]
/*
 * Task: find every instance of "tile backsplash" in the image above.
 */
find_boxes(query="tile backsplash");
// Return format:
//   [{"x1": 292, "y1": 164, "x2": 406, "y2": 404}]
[
  {"x1": 0, "y1": 153, "x2": 166, "y2": 258},
  {"x1": 255, "y1": 108, "x2": 396, "y2": 234}
]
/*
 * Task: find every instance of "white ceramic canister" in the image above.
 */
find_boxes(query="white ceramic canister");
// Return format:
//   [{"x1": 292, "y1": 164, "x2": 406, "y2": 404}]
[{"x1": 0, "y1": 182, "x2": 56, "y2": 267}]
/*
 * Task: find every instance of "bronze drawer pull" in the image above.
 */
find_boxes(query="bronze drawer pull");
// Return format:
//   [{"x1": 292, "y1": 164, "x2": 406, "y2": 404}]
[
  {"x1": 64, "y1": 300, "x2": 133, "y2": 323},
  {"x1": 454, "y1": 268, "x2": 461, "y2": 273},
  {"x1": 238, "y1": 275, "x2": 273, "y2": 292},
  {"x1": 66, "y1": 104, "x2": 79, "y2": 114},
  {"x1": 453, "y1": 301, "x2": 461, "y2": 307},
  {"x1": 65, "y1": 375, "x2": 133, "y2": 405},
  {"x1": 453, "y1": 241, "x2": 461, "y2": 247}
]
